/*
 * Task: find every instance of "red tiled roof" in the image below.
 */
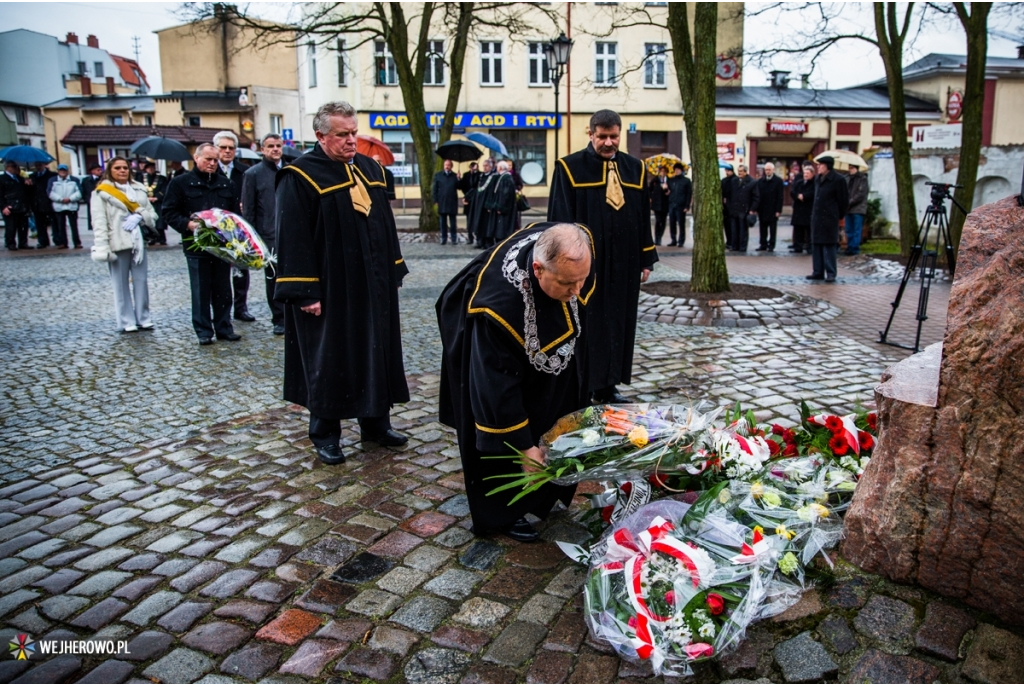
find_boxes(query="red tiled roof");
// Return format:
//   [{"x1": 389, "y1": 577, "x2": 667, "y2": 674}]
[
  {"x1": 61, "y1": 125, "x2": 251, "y2": 147},
  {"x1": 109, "y1": 54, "x2": 150, "y2": 89}
]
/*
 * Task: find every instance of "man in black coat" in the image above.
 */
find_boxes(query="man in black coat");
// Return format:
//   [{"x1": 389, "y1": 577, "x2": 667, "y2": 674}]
[
  {"x1": 162, "y1": 143, "x2": 241, "y2": 345},
  {"x1": 213, "y1": 131, "x2": 252, "y2": 321},
  {"x1": 30, "y1": 162, "x2": 57, "y2": 248},
  {"x1": 80, "y1": 163, "x2": 103, "y2": 232},
  {"x1": 667, "y1": 163, "x2": 692, "y2": 247},
  {"x1": 458, "y1": 162, "x2": 481, "y2": 243},
  {"x1": 241, "y1": 133, "x2": 288, "y2": 335},
  {"x1": 470, "y1": 159, "x2": 496, "y2": 249},
  {"x1": 139, "y1": 162, "x2": 169, "y2": 245},
  {"x1": 806, "y1": 156, "x2": 850, "y2": 283},
  {"x1": 756, "y1": 162, "x2": 785, "y2": 252},
  {"x1": 721, "y1": 165, "x2": 735, "y2": 248},
  {"x1": 789, "y1": 163, "x2": 815, "y2": 253},
  {"x1": 432, "y1": 158, "x2": 461, "y2": 245},
  {"x1": 1, "y1": 161, "x2": 31, "y2": 250},
  {"x1": 648, "y1": 165, "x2": 670, "y2": 246},
  {"x1": 485, "y1": 160, "x2": 518, "y2": 243},
  {"x1": 727, "y1": 164, "x2": 759, "y2": 252}
]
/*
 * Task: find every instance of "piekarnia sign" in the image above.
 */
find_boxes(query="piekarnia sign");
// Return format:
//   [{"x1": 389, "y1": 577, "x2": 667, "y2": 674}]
[
  {"x1": 370, "y1": 112, "x2": 562, "y2": 129},
  {"x1": 766, "y1": 121, "x2": 809, "y2": 135}
]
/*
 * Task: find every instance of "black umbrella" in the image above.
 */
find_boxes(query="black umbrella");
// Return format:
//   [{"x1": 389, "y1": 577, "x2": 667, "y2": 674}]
[
  {"x1": 130, "y1": 136, "x2": 191, "y2": 162},
  {"x1": 435, "y1": 139, "x2": 482, "y2": 162}
]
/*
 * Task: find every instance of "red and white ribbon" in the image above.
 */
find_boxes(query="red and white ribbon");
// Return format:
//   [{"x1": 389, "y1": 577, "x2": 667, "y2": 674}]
[{"x1": 807, "y1": 413, "x2": 860, "y2": 454}]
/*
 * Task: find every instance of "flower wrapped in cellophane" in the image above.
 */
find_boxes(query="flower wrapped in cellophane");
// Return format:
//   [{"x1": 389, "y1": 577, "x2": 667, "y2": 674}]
[{"x1": 189, "y1": 208, "x2": 275, "y2": 270}]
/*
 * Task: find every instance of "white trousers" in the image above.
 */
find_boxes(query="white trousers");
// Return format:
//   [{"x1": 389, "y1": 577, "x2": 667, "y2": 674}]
[{"x1": 108, "y1": 249, "x2": 151, "y2": 330}]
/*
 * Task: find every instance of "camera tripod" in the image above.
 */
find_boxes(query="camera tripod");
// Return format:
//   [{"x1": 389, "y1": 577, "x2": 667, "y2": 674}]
[{"x1": 879, "y1": 184, "x2": 966, "y2": 353}]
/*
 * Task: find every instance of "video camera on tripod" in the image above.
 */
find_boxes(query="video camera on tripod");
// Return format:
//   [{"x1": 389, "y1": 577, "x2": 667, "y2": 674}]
[{"x1": 925, "y1": 181, "x2": 968, "y2": 214}]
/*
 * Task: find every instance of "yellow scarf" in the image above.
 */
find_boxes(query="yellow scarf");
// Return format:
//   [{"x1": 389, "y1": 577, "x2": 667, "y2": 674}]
[
  {"x1": 350, "y1": 169, "x2": 372, "y2": 216},
  {"x1": 96, "y1": 182, "x2": 140, "y2": 213},
  {"x1": 606, "y1": 161, "x2": 625, "y2": 211}
]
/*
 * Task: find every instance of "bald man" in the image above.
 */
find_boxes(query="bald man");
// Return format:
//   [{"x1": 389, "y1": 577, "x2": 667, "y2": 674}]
[{"x1": 756, "y1": 162, "x2": 785, "y2": 252}]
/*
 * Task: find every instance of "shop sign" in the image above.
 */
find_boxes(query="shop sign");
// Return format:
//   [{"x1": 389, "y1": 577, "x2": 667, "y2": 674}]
[
  {"x1": 717, "y1": 142, "x2": 736, "y2": 161},
  {"x1": 766, "y1": 120, "x2": 808, "y2": 135},
  {"x1": 388, "y1": 165, "x2": 413, "y2": 178},
  {"x1": 911, "y1": 124, "x2": 962, "y2": 150},
  {"x1": 370, "y1": 112, "x2": 561, "y2": 129},
  {"x1": 947, "y1": 91, "x2": 963, "y2": 122}
]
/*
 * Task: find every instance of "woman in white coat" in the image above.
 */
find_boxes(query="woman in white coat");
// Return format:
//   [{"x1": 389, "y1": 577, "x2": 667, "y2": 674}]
[{"x1": 91, "y1": 156, "x2": 158, "y2": 332}]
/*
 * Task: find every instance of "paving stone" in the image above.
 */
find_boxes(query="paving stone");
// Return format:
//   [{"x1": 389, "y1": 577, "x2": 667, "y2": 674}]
[
  {"x1": 249, "y1": 545, "x2": 299, "y2": 568},
  {"x1": 275, "y1": 562, "x2": 321, "y2": 584},
  {"x1": 316, "y1": 618, "x2": 374, "y2": 643},
  {"x1": 367, "y1": 530, "x2": 423, "y2": 559},
  {"x1": 179, "y1": 537, "x2": 231, "y2": 557},
  {"x1": 124, "y1": 630, "x2": 175, "y2": 662},
  {"x1": 818, "y1": 614, "x2": 858, "y2": 656},
  {"x1": 346, "y1": 589, "x2": 403, "y2": 618},
  {"x1": 170, "y1": 561, "x2": 227, "y2": 592},
  {"x1": 401, "y1": 510, "x2": 457, "y2": 537},
  {"x1": 0, "y1": 656, "x2": 29, "y2": 680},
  {"x1": 293, "y1": 578, "x2": 355, "y2": 614},
  {"x1": 42, "y1": 545, "x2": 93, "y2": 567},
  {"x1": 481, "y1": 565, "x2": 542, "y2": 601},
  {"x1": 146, "y1": 530, "x2": 203, "y2": 553},
  {"x1": 0, "y1": 566, "x2": 49, "y2": 593},
  {"x1": 0, "y1": 557, "x2": 27, "y2": 578},
  {"x1": 122, "y1": 590, "x2": 186, "y2": 626},
  {"x1": 213, "y1": 600, "x2": 276, "y2": 624},
  {"x1": 452, "y1": 597, "x2": 511, "y2": 630},
  {"x1": 848, "y1": 648, "x2": 942, "y2": 684},
  {"x1": 390, "y1": 595, "x2": 452, "y2": 632},
  {"x1": 0, "y1": 532, "x2": 50, "y2": 559},
  {"x1": 369, "y1": 625, "x2": 420, "y2": 656},
  {"x1": 11, "y1": 655, "x2": 80, "y2": 684},
  {"x1": 853, "y1": 595, "x2": 916, "y2": 652},
  {"x1": 423, "y1": 569, "x2": 482, "y2": 600},
  {"x1": 437, "y1": 494, "x2": 470, "y2": 518},
  {"x1": 256, "y1": 608, "x2": 323, "y2": 646},
  {"x1": 336, "y1": 647, "x2": 396, "y2": 680},
  {"x1": 18, "y1": 538, "x2": 67, "y2": 560},
  {"x1": 772, "y1": 631, "x2": 838, "y2": 683},
  {"x1": 182, "y1": 621, "x2": 253, "y2": 655},
  {"x1": 332, "y1": 552, "x2": 394, "y2": 584},
  {"x1": 527, "y1": 650, "x2": 574, "y2": 684},
  {"x1": 293, "y1": 536, "x2": 356, "y2": 566},
  {"x1": 141, "y1": 648, "x2": 216, "y2": 683},
  {"x1": 278, "y1": 519, "x2": 333, "y2": 546},
  {"x1": 962, "y1": 623, "x2": 1024, "y2": 683},
  {"x1": 279, "y1": 638, "x2": 350, "y2": 677},
  {"x1": 75, "y1": 659, "x2": 134, "y2": 684},
  {"x1": 545, "y1": 567, "x2": 586, "y2": 598},
  {"x1": 67, "y1": 596, "x2": 128, "y2": 629},
  {"x1": 826, "y1": 576, "x2": 871, "y2": 609},
  {"x1": 517, "y1": 593, "x2": 566, "y2": 625},
  {"x1": 431, "y1": 625, "x2": 490, "y2": 653},
  {"x1": 378, "y1": 501, "x2": 415, "y2": 521},
  {"x1": 68, "y1": 570, "x2": 132, "y2": 597},
  {"x1": 914, "y1": 602, "x2": 976, "y2": 661},
  {"x1": 0, "y1": 515, "x2": 45, "y2": 541},
  {"x1": 405, "y1": 545, "x2": 452, "y2": 573},
  {"x1": 199, "y1": 569, "x2": 260, "y2": 598},
  {"x1": 218, "y1": 643, "x2": 285, "y2": 681},
  {"x1": 38, "y1": 594, "x2": 90, "y2": 621},
  {"x1": 461, "y1": 663, "x2": 519, "y2": 684},
  {"x1": 151, "y1": 557, "x2": 200, "y2": 578},
  {"x1": 434, "y1": 527, "x2": 475, "y2": 548},
  {"x1": 82, "y1": 524, "x2": 143, "y2": 548},
  {"x1": 484, "y1": 621, "x2": 548, "y2": 667},
  {"x1": 332, "y1": 523, "x2": 384, "y2": 544},
  {"x1": 458, "y1": 540, "x2": 504, "y2": 571},
  {"x1": 771, "y1": 590, "x2": 824, "y2": 622},
  {"x1": 157, "y1": 601, "x2": 215, "y2": 633},
  {"x1": 403, "y1": 647, "x2": 471, "y2": 683},
  {"x1": 117, "y1": 552, "x2": 165, "y2": 571},
  {"x1": 245, "y1": 580, "x2": 296, "y2": 604},
  {"x1": 214, "y1": 535, "x2": 270, "y2": 563},
  {"x1": 507, "y1": 542, "x2": 566, "y2": 570},
  {"x1": 568, "y1": 653, "x2": 619, "y2": 684},
  {"x1": 112, "y1": 575, "x2": 163, "y2": 601},
  {"x1": 73, "y1": 547, "x2": 134, "y2": 571},
  {"x1": 542, "y1": 611, "x2": 587, "y2": 653}
]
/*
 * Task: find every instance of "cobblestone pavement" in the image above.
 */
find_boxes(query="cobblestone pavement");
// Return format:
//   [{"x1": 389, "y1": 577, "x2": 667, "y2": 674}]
[{"x1": 3, "y1": 236, "x2": 1020, "y2": 684}]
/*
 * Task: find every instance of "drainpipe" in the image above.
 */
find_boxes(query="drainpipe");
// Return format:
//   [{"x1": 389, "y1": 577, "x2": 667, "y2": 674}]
[{"x1": 565, "y1": 3, "x2": 571, "y2": 158}]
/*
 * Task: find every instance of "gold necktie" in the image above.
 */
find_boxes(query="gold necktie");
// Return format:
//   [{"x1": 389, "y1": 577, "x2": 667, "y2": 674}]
[
  {"x1": 606, "y1": 161, "x2": 625, "y2": 211},
  {"x1": 350, "y1": 170, "x2": 372, "y2": 216}
]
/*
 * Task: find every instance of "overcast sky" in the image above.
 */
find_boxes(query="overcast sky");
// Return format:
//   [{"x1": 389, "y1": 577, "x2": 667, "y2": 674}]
[{"x1": 4, "y1": 1, "x2": 1023, "y2": 95}]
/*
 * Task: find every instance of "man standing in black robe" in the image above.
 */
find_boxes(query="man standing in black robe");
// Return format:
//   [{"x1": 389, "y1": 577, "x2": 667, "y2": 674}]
[
  {"x1": 486, "y1": 160, "x2": 517, "y2": 243},
  {"x1": 547, "y1": 109, "x2": 656, "y2": 404},
  {"x1": 274, "y1": 102, "x2": 410, "y2": 465},
  {"x1": 437, "y1": 222, "x2": 595, "y2": 542},
  {"x1": 471, "y1": 159, "x2": 497, "y2": 249}
]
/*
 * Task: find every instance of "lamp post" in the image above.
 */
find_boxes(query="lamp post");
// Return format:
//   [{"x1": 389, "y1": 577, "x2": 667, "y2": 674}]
[{"x1": 543, "y1": 32, "x2": 573, "y2": 161}]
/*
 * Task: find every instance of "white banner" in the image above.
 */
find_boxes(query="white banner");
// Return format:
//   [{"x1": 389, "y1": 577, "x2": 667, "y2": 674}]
[{"x1": 912, "y1": 124, "x2": 962, "y2": 150}]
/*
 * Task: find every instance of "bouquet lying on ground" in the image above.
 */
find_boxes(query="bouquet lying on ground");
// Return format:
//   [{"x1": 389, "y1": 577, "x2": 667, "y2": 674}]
[{"x1": 189, "y1": 208, "x2": 275, "y2": 271}]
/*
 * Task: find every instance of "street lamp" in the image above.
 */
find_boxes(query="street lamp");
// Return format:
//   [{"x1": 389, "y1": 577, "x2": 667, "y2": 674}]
[{"x1": 543, "y1": 32, "x2": 573, "y2": 160}]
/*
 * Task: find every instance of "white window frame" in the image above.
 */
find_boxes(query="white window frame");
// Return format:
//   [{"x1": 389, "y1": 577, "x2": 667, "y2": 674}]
[
  {"x1": 527, "y1": 42, "x2": 551, "y2": 87},
  {"x1": 307, "y1": 42, "x2": 318, "y2": 88},
  {"x1": 479, "y1": 41, "x2": 504, "y2": 87},
  {"x1": 336, "y1": 39, "x2": 347, "y2": 87},
  {"x1": 374, "y1": 41, "x2": 398, "y2": 86},
  {"x1": 424, "y1": 39, "x2": 445, "y2": 86},
  {"x1": 270, "y1": 114, "x2": 283, "y2": 135},
  {"x1": 644, "y1": 43, "x2": 667, "y2": 88},
  {"x1": 594, "y1": 41, "x2": 618, "y2": 87}
]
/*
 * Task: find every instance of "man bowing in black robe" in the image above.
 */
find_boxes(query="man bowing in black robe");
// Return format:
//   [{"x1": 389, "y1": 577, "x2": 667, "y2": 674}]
[
  {"x1": 274, "y1": 102, "x2": 410, "y2": 466},
  {"x1": 548, "y1": 109, "x2": 657, "y2": 404},
  {"x1": 437, "y1": 222, "x2": 595, "y2": 542}
]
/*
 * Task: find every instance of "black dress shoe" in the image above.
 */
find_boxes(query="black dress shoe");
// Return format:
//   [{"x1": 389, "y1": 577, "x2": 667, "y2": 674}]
[
  {"x1": 502, "y1": 518, "x2": 540, "y2": 543},
  {"x1": 234, "y1": 311, "x2": 256, "y2": 322},
  {"x1": 805, "y1": 274, "x2": 825, "y2": 280},
  {"x1": 316, "y1": 444, "x2": 346, "y2": 465},
  {"x1": 273, "y1": 325, "x2": 285, "y2": 336},
  {"x1": 217, "y1": 332, "x2": 242, "y2": 341},
  {"x1": 824, "y1": 277, "x2": 836, "y2": 283},
  {"x1": 361, "y1": 429, "x2": 409, "y2": 447},
  {"x1": 756, "y1": 246, "x2": 768, "y2": 251},
  {"x1": 198, "y1": 337, "x2": 214, "y2": 345}
]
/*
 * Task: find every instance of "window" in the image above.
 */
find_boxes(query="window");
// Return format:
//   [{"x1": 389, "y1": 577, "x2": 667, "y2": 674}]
[
  {"x1": 94, "y1": 62, "x2": 104, "y2": 78},
  {"x1": 644, "y1": 43, "x2": 666, "y2": 87},
  {"x1": 15, "y1": 108, "x2": 28, "y2": 126},
  {"x1": 270, "y1": 114, "x2": 283, "y2": 135},
  {"x1": 640, "y1": 131, "x2": 668, "y2": 158},
  {"x1": 107, "y1": 115, "x2": 123, "y2": 126},
  {"x1": 595, "y1": 42, "x2": 617, "y2": 86},
  {"x1": 76, "y1": 61, "x2": 86, "y2": 75},
  {"x1": 480, "y1": 41, "x2": 503, "y2": 86},
  {"x1": 187, "y1": 115, "x2": 201, "y2": 127},
  {"x1": 307, "y1": 43, "x2": 318, "y2": 88},
  {"x1": 144, "y1": 115, "x2": 153, "y2": 126},
  {"x1": 375, "y1": 41, "x2": 398, "y2": 86},
  {"x1": 424, "y1": 40, "x2": 445, "y2": 86},
  {"x1": 336, "y1": 39, "x2": 347, "y2": 86},
  {"x1": 528, "y1": 43, "x2": 550, "y2": 86},
  {"x1": 493, "y1": 129, "x2": 548, "y2": 184}
]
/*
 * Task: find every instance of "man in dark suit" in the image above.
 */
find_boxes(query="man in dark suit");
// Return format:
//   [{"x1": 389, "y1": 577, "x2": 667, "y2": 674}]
[
  {"x1": 241, "y1": 133, "x2": 288, "y2": 335},
  {"x1": 756, "y1": 162, "x2": 785, "y2": 252},
  {"x1": 213, "y1": 131, "x2": 251, "y2": 321},
  {"x1": 807, "y1": 156, "x2": 850, "y2": 283},
  {"x1": 457, "y1": 162, "x2": 480, "y2": 244},
  {"x1": 432, "y1": 159, "x2": 460, "y2": 245},
  {"x1": 138, "y1": 162, "x2": 169, "y2": 245},
  {"x1": 80, "y1": 163, "x2": 103, "y2": 232},
  {"x1": 30, "y1": 162, "x2": 57, "y2": 248},
  {"x1": 727, "y1": 164, "x2": 759, "y2": 252},
  {"x1": 1, "y1": 161, "x2": 31, "y2": 250}
]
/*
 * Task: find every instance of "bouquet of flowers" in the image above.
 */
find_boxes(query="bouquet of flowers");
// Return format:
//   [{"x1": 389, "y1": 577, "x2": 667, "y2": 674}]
[{"x1": 189, "y1": 208, "x2": 275, "y2": 271}]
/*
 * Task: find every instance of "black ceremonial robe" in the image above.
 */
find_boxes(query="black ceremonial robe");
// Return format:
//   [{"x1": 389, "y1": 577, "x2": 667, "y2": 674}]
[
  {"x1": 468, "y1": 171, "x2": 496, "y2": 243},
  {"x1": 436, "y1": 222, "x2": 595, "y2": 532},
  {"x1": 274, "y1": 146, "x2": 410, "y2": 420},
  {"x1": 547, "y1": 144, "x2": 657, "y2": 392},
  {"x1": 485, "y1": 172, "x2": 518, "y2": 242}
]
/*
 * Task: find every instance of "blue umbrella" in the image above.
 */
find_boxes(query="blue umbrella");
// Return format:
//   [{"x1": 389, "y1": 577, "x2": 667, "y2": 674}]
[
  {"x1": 719, "y1": 160, "x2": 733, "y2": 170},
  {"x1": 0, "y1": 145, "x2": 55, "y2": 165},
  {"x1": 464, "y1": 132, "x2": 508, "y2": 157}
]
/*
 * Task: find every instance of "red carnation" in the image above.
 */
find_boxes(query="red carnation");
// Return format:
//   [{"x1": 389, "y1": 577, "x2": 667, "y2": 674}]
[
  {"x1": 783, "y1": 443, "x2": 798, "y2": 457},
  {"x1": 825, "y1": 416, "x2": 843, "y2": 433},
  {"x1": 859, "y1": 431, "x2": 874, "y2": 450},
  {"x1": 783, "y1": 429, "x2": 796, "y2": 443},
  {"x1": 829, "y1": 434, "x2": 849, "y2": 455},
  {"x1": 767, "y1": 439, "x2": 781, "y2": 456},
  {"x1": 649, "y1": 473, "x2": 668, "y2": 489},
  {"x1": 665, "y1": 590, "x2": 676, "y2": 606},
  {"x1": 706, "y1": 593, "x2": 725, "y2": 615},
  {"x1": 772, "y1": 424, "x2": 785, "y2": 436},
  {"x1": 867, "y1": 412, "x2": 878, "y2": 430}
]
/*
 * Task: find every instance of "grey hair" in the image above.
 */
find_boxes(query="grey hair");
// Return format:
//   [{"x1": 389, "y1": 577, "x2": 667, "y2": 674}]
[
  {"x1": 261, "y1": 133, "x2": 283, "y2": 146},
  {"x1": 212, "y1": 130, "x2": 238, "y2": 147},
  {"x1": 534, "y1": 223, "x2": 591, "y2": 270},
  {"x1": 589, "y1": 109, "x2": 622, "y2": 132},
  {"x1": 313, "y1": 101, "x2": 357, "y2": 135},
  {"x1": 496, "y1": 160, "x2": 510, "y2": 172},
  {"x1": 194, "y1": 142, "x2": 217, "y2": 157}
]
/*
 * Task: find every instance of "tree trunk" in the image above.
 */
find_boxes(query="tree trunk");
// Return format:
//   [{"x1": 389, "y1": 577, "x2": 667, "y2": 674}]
[
  {"x1": 949, "y1": 2, "x2": 991, "y2": 252},
  {"x1": 438, "y1": 3, "x2": 473, "y2": 149},
  {"x1": 668, "y1": 3, "x2": 729, "y2": 292},
  {"x1": 874, "y1": 3, "x2": 918, "y2": 258}
]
